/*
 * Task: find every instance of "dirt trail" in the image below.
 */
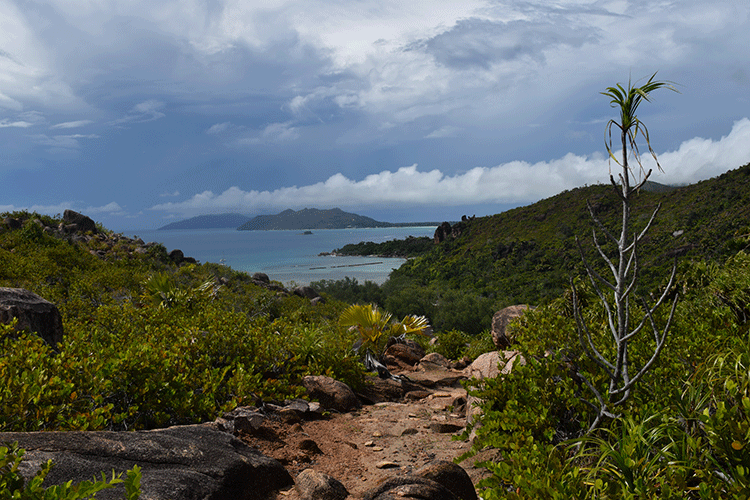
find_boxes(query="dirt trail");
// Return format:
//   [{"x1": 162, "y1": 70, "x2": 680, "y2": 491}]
[{"x1": 238, "y1": 367, "x2": 499, "y2": 499}]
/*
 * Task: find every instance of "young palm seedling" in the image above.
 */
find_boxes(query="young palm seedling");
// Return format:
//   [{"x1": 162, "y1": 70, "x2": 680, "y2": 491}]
[{"x1": 573, "y1": 73, "x2": 680, "y2": 432}]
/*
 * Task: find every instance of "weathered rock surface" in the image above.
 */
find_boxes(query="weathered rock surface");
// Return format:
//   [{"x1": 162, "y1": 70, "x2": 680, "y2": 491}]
[
  {"x1": 383, "y1": 340, "x2": 425, "y2": 370},
  {"x1": 220, "y1": 406, "x2": 266, "y2": 434},
  {"x1": 464, "y1": 350, "x2": 524, "y2": 381},
  {"x1": 295, "y1": 469, "x2": 349, "y2": 500},
  {"x1": 407, "y1": 357, "x2": 468, "y2": 388},
  {"x1": 416, "y1": 460, "x2": 478, "y2": 500},
  {"x1": 433, "y1": 218, "x2": 472, "y2": 244},
  {"x1": 362, "y1": 475, "x2": 459, "y2": 500},
  {"x1": 3, "y1": 217, "x2": 22, "y2": 230},
  {"x1": 302, "y1": 375, "x2": 361, "y2": 412},
  {"x1": 356, "y1": 375, "x2": 428, "y2": 404},
  {"x1": 292, "y1": 286, "x2": 322, "y2": 301},
  {"x1": 3, "y1": 423, "x2": 294, "y2": 500},
  {"x1": 169, "y1": 248, "x2": 185, "y2": 263},
  {"x1": 0, "y1": 287, "x2": 64, "y2": 347},
  {"x1": 253, "y1": 272, "x2": 271, "y2": 283},
  {"x1": 464, "y1": 350, "x2": 525, "y2": 439},
  {"x1": 419, "y1": 352, "x2": 452, "y2": 369},
  {"x1": 491, "y1": 304, "x2": 532, "y2": 348},
  {"x1": 63, "y1": 209, "x2": 97, "y2": 233}
]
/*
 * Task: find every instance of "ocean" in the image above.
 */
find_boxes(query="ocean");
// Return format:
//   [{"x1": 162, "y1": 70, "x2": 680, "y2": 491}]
[{"x1": 122, "y1": 227, "x2": 437, "y2": 286}]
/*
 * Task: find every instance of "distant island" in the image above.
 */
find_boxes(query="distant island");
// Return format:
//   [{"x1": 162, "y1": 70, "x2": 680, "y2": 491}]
[
  {"x1": 237, "y1": 208, "x2": 441, "y2": 230},
  {"x1": 158, "y1": 213, "x2": 251, "y2": 230},
  {"x1": 159, "y1": 208, "x2": 440, "y2": 230}
]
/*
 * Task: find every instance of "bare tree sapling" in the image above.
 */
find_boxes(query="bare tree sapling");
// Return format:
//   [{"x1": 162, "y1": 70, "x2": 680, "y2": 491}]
[{"x1": 573, "y1": 73, "x2": 680, "y2": 432}]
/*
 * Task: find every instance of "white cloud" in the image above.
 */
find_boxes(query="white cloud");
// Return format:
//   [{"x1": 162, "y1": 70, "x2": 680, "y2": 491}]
[
  {"x1": 237, "y1": 121, "x2": 300, "y2": 145},
  {"x1": 111, "y1": 100, "x2": 165, "y2": 126},
  {"x1": 51, "y1": 120, "x2": 93, "y2": 129},
  {"x1": 206, "y1": 122, "x2": 231, "y2": 134},
  {"x1": 1, "y1": 201, "x2": 124, "y2": 217},
  {"x1": 149, "y1": 159, "x2": 596, "y2": 215},
  {"x1": 260, "y1": 121, "x2": 299, "y2": 142},
  {"x1": 655, "y1": 118, "x2": 750, "y2": 184},
  {"x1": 83, "y1": 202, "x2": 124, "y2": 215},
  {"x1": 151, "y1": 120, "x2": 750, "y2": 216},
  {"x1": 0, "y1": 111, "x2": 45, "y2": 128},
  {"x1": 0, "y1": 92, "x2": 22, "y2": 111},
  {"x1": 425, "y1": 126, "x2": 460, "y2": 139},
  {"x1": 0, "y1": 119, "x2": 34, "y2": 128},
  {"x1": 31, "y1": 134, "x2": 100, "y2": 149}
]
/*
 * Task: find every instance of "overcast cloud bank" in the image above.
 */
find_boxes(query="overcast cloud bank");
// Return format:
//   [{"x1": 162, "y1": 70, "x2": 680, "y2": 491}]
[
  {"x1": 151, "y1": 118, "x2": 750, "y2": 217},
  {"x1": 1, "y1": 0, "x2": 749, "y2": 228}
]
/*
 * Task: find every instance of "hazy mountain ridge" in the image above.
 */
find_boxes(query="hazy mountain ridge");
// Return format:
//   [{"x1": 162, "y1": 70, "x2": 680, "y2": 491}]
[
  {"x1": 237, "y1": 208, "x2": 441, "y2": 230},
  {"x1": 160, "y1": 208, "x2": 441, "y2": 231},
  {"x1": 159, "y1": 213, "x2": 251, "y2": 230},
  {"x1": 237, "y1": 208, "x2": 389, "y2": 230}
]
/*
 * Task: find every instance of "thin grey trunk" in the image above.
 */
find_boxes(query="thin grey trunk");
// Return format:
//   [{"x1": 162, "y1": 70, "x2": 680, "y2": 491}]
[{"x1": 573, "y1": 125, "x2": 678, "y2": 433}]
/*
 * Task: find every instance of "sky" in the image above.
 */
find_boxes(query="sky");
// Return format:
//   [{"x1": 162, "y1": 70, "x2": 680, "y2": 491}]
[{"x1": 1, "y1": 0, "x2": 749, "y2": 231}]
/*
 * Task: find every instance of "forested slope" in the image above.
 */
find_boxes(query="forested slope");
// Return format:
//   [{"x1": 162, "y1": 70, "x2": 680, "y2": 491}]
[{"x1": 377, "y1": 163, "x2": 750, "y2": 334}]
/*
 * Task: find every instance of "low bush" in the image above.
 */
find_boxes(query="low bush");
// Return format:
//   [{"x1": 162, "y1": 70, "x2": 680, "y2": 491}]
[
  {"x1": 464, "y1": 250, "x2": 750, "y2": 498},
  {"x1": 430, "y1": 329, "x2": 471, "y2": 360},
  {"x1": 0, "y1": 442, "x2": 141, "y2": 500}
]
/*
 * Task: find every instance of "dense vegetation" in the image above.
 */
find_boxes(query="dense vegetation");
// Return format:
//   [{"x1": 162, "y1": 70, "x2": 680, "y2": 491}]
[
  {"x1": 317, "y1": 163, "x2": 750, "y2": 336},
  {"x1": 330, "y1": 235, "x2": 434, "y2": 258},
  {"x1": 0, "y1": 212, "x2": 364, "y2": 432},
  {"x1": 2, "y1": 160, "x2": 750, "y2": 498},
  {"x1": 462, "y1": 246, "x2": 750, "y2": 498}
]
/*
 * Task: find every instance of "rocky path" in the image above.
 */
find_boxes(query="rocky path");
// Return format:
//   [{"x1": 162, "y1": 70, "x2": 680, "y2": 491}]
[
  {"x1": 2, "y1": 350, "x2": 509, "y2": 500},
  {"x1": 236, "y1": 360, "x2": 501, "y2": 499}
]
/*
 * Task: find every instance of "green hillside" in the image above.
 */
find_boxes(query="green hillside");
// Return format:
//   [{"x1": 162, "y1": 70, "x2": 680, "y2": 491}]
[
  {"x1": 0, "y1": 212, "x2": 360, "y2": 432},
  {"x1": 366, "y1": 163, "x2": 750, "y2": 334},
  {"x1": 158, "y1": 213, "x2": 251, "y2": 230}
]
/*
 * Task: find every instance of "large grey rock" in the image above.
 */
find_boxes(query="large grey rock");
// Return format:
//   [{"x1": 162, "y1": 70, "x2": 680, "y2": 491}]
[
  {"x1": 292, "y1": 286, "x2": 321, "y2": 301},
  {"x1": 0, "y1": 287, "x2": 64, "y2": 347},
  {"x1": 464, "y1": 351, "x2": 525, "y2": 440},
  {"x1": 356, "y1": 375, "x2": 427, "y2": 405},
  {"x1": 221, "y1": 406, "x2": 266, "y2": 433},
  {"x1": 416, "y1": 460, "x2": 477, "y2": 500},
  {"x1": 3, "y1": 217, "x2": 22, "y2": 230},
  {"x1": 383, "y1": 340, "x2": 425, "y2": 370},
  {"x1": 63, "y1": 209, "x2": 97, "y2": 233},
  {"x1": 302, "y1": 375, "x2": 361, "y2": 413},
  {"x1": 295, "y1": 469, "x2": 349, "y2": 500},
  {"x1": 491, "y1": 305, "x2": 531, "y2": 348},
  {"x1": 419, "y1": 352, "x2": 451, "y2": 369},
  {"x1": 362, "y1": 475, "x2": 459, "y2": 500},
  {"x1": 169, "y1": 249, "x2": 185, "y2": 263},
  {"x1": 464, "y1": 351, "x2": 524, "y2": 381},
  {"x1": 433, "y1": 220, "x2": 467, "y2": 244},
  {"x1": 2, "y1": 423, "x2": 294, "y2": 500}
]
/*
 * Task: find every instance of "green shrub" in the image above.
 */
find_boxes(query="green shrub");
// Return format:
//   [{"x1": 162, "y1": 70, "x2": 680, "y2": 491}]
[
  {"x1": 0, "y1": 442, "x2": 141, "y2": 499},
  {"x1": 463, "y1": 329, "x2": 496, "y2": 361},
  {"x1": 462, "y1": 353, "x2": 590, "y2": 499},
  {"x1": 466, "y1": 247, "x2": 750, "y2": 498},
  {"x1": 430, "y1": 329, "x2": 470, "y2": 360},
  {"x1": 310, "y1": 277, "x2": 385, "y2": 307}
]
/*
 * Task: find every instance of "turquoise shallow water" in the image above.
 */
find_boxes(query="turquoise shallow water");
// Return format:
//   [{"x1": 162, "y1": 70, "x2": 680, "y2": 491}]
[{"x1": 123, "y1": 227, "x2": 436, "y2": 286}]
